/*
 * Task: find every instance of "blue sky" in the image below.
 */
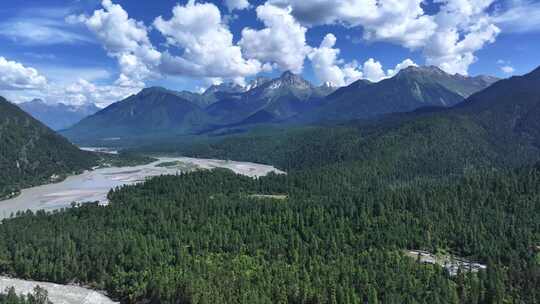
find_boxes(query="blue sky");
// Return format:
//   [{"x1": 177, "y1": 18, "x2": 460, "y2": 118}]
[{"x1": 0, "y1": 0, "x2": 539, "y2": 106}]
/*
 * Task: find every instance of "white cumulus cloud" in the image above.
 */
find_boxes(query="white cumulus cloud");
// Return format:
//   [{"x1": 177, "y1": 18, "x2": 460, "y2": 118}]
[
  {"x1": 308, "y1": 33, "x2": 362, "y2": 86},
  {"x1": 240, "y1": 3, "x2": 311, "y2": 74},
  {"x1": 0, "y1": 57, "x2": 47, "y2": 90},
  {"x1": 268, "y1": 0, "x2": 502, "y2": 75},
  {"x1": 59, "y1": 78, "x2": 139, "y2": 107},
  {"x1": 224, "y1": 0, "x2": 250, "y2": 11},
  {"x1": 309, "y1": 34, "x2": 417, "y2": 85},
  {"x1": 361, "y1": 58, "x2": 418, "y2": 82},
  {"x1": 154, "y1": 0, "x2": 261, "y2": 81},
  {"x1": 386, "y1": 58, "x2": 418, "y2": 78},
  {"x1": 0, "y1": 58, "x2": 134, "y2": 107},
  {"x1": 424, "y1": 0, "x2": 500, "y2": 75},
  {"x1": 269, "y1": 0, "x2": 436, "y2": 49},
  {"x1": 362, "y1": 58, "x2": 387, "y2": 82},
  {"x1": 69, "y1": 0, "x2": 161, "y2": 88}
]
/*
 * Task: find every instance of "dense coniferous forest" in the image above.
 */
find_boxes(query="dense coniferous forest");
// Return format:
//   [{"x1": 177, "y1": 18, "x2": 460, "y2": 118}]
[
  {"x1": 182, "y1": 113, "x2": 537, "y2": 174},
  {"x1": 0, "y1": 159, "x2": 538, "y2": 303}
]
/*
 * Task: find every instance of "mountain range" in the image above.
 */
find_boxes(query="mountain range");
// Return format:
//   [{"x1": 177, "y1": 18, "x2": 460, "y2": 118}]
[
  {"x1": 61, "y1": 67, "x2": 497, "y2": 144},
  {"x1": 300, "y1": 66, "x2": 499, "y2": 122},
  {"x1": 62, "y1": 71, "x2": 336, "y2": 143},
  {"x1": 205, "y1": 71, "x2": 334, "y2": 125},
  {"x1": 17, "y1": 99, "x2": 100, "y2": 131}
]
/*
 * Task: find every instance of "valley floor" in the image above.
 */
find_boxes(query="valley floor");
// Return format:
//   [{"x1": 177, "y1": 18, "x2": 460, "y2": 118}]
[{"x1": 0, "y1": 156, "x2": 284, "y2": 219}]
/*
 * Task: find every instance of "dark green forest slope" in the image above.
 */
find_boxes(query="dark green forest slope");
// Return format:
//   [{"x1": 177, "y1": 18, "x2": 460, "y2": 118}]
[
  {"x1": 0, "y1": 167, "x2": 538, "y2": 303},
  {"x1": 181, "y1": 115, "x2": 502, "y2": 174},
  {"x1": 0, "y1": 96, "x2": 98, "y2": 199}
]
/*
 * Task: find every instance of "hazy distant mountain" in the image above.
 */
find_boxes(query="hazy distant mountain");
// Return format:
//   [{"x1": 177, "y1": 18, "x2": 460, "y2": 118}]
[
  {"x1": 0, "y1": 96, "x2": 97, "y2": 197},
  {"x1": 300, "y1": 66, "x2": 499, "y2": 122},
  {"x1": 206, "y1": 71, "x2": 332, "y2": 125},
  {"x1": 62, "y1": 87, "x2": 210, "y2": 143},
  {"x1": 18, "y1": 99, "x2": 100, "y2": 130}
]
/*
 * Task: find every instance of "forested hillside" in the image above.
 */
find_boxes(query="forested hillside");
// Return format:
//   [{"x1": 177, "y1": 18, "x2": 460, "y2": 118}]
[
  {"x1": 182, "y1": 113, "x2": 537, "y2": 176},
  {"x1": 0, "y1": 166, "x2": 538, "y2": 303},
  {"x1": 0, "y1": 96, "x2": 98, "y2": 199}
]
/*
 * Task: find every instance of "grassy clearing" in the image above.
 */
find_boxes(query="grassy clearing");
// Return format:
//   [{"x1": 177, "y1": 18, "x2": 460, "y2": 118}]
[{"x1": 248, "y1": 194, "x2": 288, "y2": 200}]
